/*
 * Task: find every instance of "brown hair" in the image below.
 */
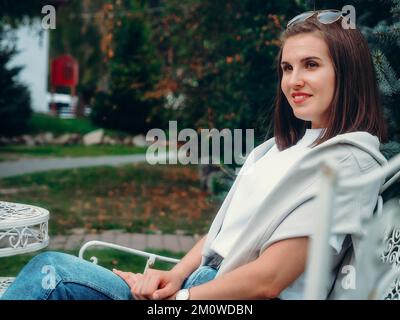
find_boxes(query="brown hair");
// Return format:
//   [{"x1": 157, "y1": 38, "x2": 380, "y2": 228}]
[{"x1": 273, "y1": 16, "x2": 388, "y2": 150}]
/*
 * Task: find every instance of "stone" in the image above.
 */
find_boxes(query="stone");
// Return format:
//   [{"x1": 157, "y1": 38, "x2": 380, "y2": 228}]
[
  {"x1": 21, "y1": 134, "x2": 36, "y2": 146},
  {"x1": 0, "y1": 136, "x2": 11, "y2": 145},
  {"x1": 83, "y1": 129, "x2": 104, "y2": 146},
  {"x1": 53, "y1": 133, "x2": 74, "y2": 145},
  {"x1": 131, "y1": 233, "x2": 147, "y2": 250},
  {"x1": 34, "y1": 132, "x2": 54, "y2": 145},
  {"x1": 132, "y1": 134, "x2": 149, "y2": 147},
  {"x1": 12, "y1": 136, "x2": 22, "y2": 144},
  {"x1": 146, "y1": 131, "x2": 168, "y2": 146},
  {"x1": 69, "y1": 133, "x2": 81, "y2": 144},
  {"x1": 123, "y1": 136, "x2": 133, "y2": 146},
  {"x1": 103, "y1": 136, "x2": 117, "y2": 145},
  {"x1": 42, "y1": 132, "x2": 55, "y2": 144},
  {"x1": 70, "y1": 228, "x2": 86, "y2": 235},
  {"x1": 163, "y1": 234, "x2": 181, "y2": 252},
  {"x1": 178, "y1": 235, "x2": 196, "y2": 252},
  {"x1": 64, "y1": 234, "x2": 84, "y2": 250},
  {"x1": 147, "y1": 234, "x2": 163, "y2": 250},
  {"x1": 114, "y1": 233, "x2": 132, "y2": 247}
]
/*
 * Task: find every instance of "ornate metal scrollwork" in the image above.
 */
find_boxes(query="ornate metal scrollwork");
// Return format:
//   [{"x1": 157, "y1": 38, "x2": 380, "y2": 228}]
[
  {"x1": 0, "y1": 201, "x2": 49, "y2": 256},
  {"x1": 383, "y1": 278, "x2": 400, "y2": 300},
  {"x1": 381, "y1": 227, "x2": 400, "y2": 299},
  {"x1": 0, "y1": 277, "x2": 15, "y2": 297},
  {"x1": 0, "y1": 201, "x2": 44, "y2": 222},
  {"x1": 0, "y1": 224, "x2": 48, "y2": 249}
]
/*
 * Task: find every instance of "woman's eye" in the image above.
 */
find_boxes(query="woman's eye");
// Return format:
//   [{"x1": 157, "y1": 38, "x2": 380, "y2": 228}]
[
  {"x1": 306, "y1": 61, "x2": 318, "y2": 68},
  {"x1": 282, "y1": 65, "x2": 292, "y2": 72}
]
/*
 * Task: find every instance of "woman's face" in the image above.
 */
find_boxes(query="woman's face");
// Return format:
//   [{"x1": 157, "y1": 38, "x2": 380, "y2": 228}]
[{"x1": 280, "y1": 32, "x2": 336, "y2": 129}]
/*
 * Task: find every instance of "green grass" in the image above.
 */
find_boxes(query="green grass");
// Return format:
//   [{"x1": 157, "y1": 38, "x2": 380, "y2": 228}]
[
  {"x1": 0, "y1": 164, "x2": 220, "y2": 236},
  {"x1": 0, "y1": 248, "x2": 184, "y2": 277},
  {"x1": 28, "y1": 113, "x2": 99, "y2": 135},
  {"x1": 28, "y1": 113, "x2": 134, "y2": 138},
  {"x1": 0, "y1": 145, "x2": 148, "y2": 158}
]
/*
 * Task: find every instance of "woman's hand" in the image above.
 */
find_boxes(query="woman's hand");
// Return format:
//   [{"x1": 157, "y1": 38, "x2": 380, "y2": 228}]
[{"x1": 113, "y1": 268, "x2": 185, "y2": 300}]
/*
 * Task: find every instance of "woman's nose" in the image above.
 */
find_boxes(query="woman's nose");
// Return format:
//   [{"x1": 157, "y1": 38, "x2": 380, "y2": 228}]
[{"x1": 288, "y1": 70, "x2": 305, "y2": 88}]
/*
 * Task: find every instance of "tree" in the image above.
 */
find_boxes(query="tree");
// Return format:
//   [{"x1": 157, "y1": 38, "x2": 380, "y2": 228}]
[
  {"x1": 0, "y1": 0, "x2": 48, "y2": 136},
  {"x1": 360, "y1": 0, "x2": 400, "y2": 154},
  {"x1": 0, "y1": 45, "x2": 31, "y2": 136},
  {"x1": 149, "y1": 0, "x2": 305, "y2": 144},
  {"x1": 90, "y1": 0, "x2": 163, "y2": 134},
  {"x1": 360, "y1": 0, "x2": 400, "y2": 201}
]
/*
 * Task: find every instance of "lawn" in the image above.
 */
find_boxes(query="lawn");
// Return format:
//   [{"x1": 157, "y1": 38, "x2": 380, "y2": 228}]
[
  {"x1": 28, "y1": 113, "x2": 99, "y2": 135},
  {"x1": 0, "y1": 163, "x2": 221, "y2": 236},
  {"x1": 0, "y1": 145, "x2": 148, "y2": 158},
  {"x1": 0, "y1": 248, "x2": 184, "y2": 277},
  {"x1": 28, "y1": 112, "x2": 134, "y2": 138}
]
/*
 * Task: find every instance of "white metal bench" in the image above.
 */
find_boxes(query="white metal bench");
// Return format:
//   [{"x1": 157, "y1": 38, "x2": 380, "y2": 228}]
[{"x1": 78, "y1": 240, "x2": 181, "y2": 272}]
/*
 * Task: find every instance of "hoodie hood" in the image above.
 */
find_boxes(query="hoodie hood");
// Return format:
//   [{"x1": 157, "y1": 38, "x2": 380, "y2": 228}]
[
  {"x1": 251, "y1": 131, "x2": 387, "y2": 171},
  {"x1": 318, "y1": 131, "x2": 387, "y2": 166}
]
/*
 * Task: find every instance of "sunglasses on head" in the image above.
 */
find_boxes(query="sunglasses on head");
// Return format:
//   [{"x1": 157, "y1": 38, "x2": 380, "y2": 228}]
[{"x1": 286, "y1": 10, "x2": 343, "y2": 28}]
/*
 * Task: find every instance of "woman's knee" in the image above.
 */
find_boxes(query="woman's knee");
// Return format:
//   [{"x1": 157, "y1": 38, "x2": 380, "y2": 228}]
[
  {"x1": 18, "y1": 251, "x2": 77, "y2": 280},
  {"x1": 28, "y1": 251, "x2": 72, "y2": 269}
]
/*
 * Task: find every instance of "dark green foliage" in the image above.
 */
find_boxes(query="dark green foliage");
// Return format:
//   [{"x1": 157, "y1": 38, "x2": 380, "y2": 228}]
[
  {"x1": 0, "y1": 46, "x2": 31, "y2": 136},
  {"x1": 362, "y1": 0, "x2": 400, "y2": 199},
  {"x1": 90, "y1": 1, "x2": 163, "y2": 134},
  {"x1": 359, "y1": 0, "x2": 400, "y2": 144},
  {"x1": 153, "y1": 0, "x2": 305, "y2": 144},
  {"x1": 0, "y1": 0, "x2": 46, "y2": 27}
]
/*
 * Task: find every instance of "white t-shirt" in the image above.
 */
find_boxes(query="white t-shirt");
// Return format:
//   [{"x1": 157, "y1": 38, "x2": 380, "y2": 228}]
[{"x1": 210, "y1": 128, "x2": 346, "y2": 299}]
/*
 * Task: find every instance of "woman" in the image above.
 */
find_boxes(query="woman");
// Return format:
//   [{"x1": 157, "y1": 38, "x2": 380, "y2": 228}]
[{"x1": 2, "y1": 10, "x2": 388, "y2": 300}]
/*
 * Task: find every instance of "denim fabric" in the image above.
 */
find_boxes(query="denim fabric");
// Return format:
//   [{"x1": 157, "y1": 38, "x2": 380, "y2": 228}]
[
  {"x1": 181, "y1": 266, "x2": 218, "y2": 289},
  {"x1": 1, "y1": 251, "x2": 133, "y2": 300},
  {"x1": 1, "y1": 252, "x2": 218, "y2": 300}
]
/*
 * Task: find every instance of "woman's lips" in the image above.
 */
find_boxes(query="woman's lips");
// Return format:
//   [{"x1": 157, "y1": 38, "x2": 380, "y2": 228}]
[{"x1": 292, "y1": 95, "x2": 312, "y2": 105}]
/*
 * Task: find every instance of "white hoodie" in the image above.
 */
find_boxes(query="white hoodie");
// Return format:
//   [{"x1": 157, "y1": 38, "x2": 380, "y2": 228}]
[{"x1": 201, "y1": 131, "x2": 387, "y2": 299}]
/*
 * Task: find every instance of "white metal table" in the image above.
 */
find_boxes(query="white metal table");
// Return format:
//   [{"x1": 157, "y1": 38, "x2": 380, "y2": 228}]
[{"x1": 0, "y1": 201, "x2": 50, "y2": 297}]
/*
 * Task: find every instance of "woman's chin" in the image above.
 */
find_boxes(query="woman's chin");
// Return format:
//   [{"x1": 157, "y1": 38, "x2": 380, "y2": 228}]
[{"x1": 291, "y1": 111, "x2": 313, "y2": 122}]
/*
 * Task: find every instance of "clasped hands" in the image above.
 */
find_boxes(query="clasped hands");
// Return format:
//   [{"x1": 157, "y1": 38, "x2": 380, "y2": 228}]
[{"x1": 113, "y1": 268, "x2": 186, "y2": 300}]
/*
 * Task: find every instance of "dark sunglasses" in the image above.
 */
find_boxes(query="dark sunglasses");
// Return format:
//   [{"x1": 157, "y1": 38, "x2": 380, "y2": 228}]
[{"x1": 287, "y1": 10, "x2": 343, "y2": 28}]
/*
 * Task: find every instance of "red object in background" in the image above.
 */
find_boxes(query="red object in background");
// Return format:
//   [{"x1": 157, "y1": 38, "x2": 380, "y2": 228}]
[{"x1": 51, "y1": 55, "x2": 79, "y2": 87}]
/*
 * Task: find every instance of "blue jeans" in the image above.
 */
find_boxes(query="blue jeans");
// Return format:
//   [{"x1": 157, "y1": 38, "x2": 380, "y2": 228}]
[
  {"x1": 1, "y1": 251, "x2": 217, "y2": 300},
  {"x1": 182, "y1": 265, "x2": 218, "y2": 289}
]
